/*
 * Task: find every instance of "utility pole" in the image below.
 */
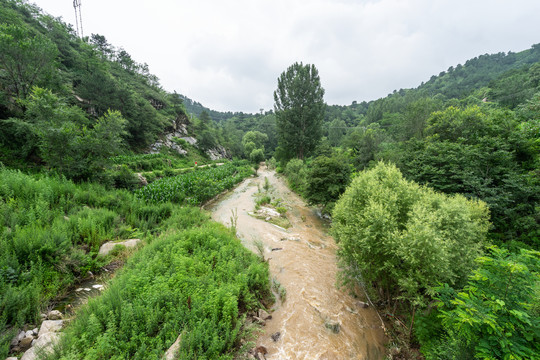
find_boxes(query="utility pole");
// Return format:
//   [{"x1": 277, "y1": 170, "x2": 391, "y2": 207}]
[{"x1": 73, "y1": 0, "x2": 84, "y2": 38}]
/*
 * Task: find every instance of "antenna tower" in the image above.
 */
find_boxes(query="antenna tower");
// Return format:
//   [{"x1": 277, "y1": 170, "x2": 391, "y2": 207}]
[{"x1": 73, "y1": 0, "x2": 84, "y2": 38}]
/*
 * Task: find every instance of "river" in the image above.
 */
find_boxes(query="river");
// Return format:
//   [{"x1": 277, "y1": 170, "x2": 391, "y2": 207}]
[{"x1": 208, "y1": 166, "x2": 386, "y2": 359}]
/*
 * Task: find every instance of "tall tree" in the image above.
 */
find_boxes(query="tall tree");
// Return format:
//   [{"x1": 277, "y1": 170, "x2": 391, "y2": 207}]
[
  {"x1": 0, "y1": 24, "x2": 58, "y2": 102},
  {"x1": 274, "y1": 62, "x2": 325, "y2": 160}
]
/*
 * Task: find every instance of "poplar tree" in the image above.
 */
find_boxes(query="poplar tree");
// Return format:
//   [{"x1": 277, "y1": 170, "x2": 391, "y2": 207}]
[{"x1": 274, "y1": 62, "x2": 325, "y2": 160}]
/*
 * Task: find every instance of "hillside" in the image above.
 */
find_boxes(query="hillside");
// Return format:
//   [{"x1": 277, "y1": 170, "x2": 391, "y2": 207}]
[{"x1": 0, "y1": 0, "x2": 232, "y2": 184}]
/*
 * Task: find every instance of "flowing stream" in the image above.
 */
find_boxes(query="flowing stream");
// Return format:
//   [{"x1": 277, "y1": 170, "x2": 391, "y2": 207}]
[{"x1": 208, "y1": 166, "x2": 386, "y2": 359}]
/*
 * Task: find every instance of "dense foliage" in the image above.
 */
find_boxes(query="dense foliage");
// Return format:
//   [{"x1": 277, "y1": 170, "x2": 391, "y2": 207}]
[
  {"x1": 50, "y1": 221, "x2": 270, "y2": 360},
  {"x1": 417, "y1": 247, "x2": 540, "y2": 359},
  {"x1": 274, "y1": 62, "x2": 325, "y2": 160},
  {"x1": 0, "y1": 168, "x2": 184, "y2": 357},
  {"x1": 400, "y1": 105, "x2": 539, "y2": 248},
  {"x1": 135, "y1": 161, "x2": 253, "y2": 205},
  {"x1": 0, "y1": 0, "x2": 233, "y2": 182},
  {"x1": 332, "y1": 162, "x2": 490, "y2": 308}
]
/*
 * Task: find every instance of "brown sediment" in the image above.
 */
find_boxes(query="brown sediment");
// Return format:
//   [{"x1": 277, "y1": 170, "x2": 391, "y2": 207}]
[{"x1": 209, "y1": 166, "x2": 387, "y2": 360}]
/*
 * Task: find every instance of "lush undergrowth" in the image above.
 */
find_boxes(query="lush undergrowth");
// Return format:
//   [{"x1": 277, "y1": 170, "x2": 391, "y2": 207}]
[
  {"x1": 136, "y1": 161, "x2": 253, "y2": 205},
  {"x1": 0, "y1": 167, "x2": 228, "y2": 358},
  {"x1": 111, "y1": 151, "x2": 214, "y2": 173},
  {"x1": 50, "y1": 218, "x2": 271, "y2": 360}
]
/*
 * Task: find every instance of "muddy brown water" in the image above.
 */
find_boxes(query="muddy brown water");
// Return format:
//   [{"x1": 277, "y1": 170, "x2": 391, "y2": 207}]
[{"x1": 208, "y1": 167, "x2": 386, "y2": 360}]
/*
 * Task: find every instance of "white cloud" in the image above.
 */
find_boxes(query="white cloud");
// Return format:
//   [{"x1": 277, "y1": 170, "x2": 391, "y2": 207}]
[{"x1": 34, "y1": 0, "x2": 540, "y2": 112}]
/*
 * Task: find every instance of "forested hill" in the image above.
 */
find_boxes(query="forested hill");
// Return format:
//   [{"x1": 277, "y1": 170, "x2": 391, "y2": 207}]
[
  {"x1": 324, "y1": 43, "x2": 540, "y2": 127},
  {"x1": 178, "y1": 93, "x2": 249, "y2": 123},
  {"x1": 417, "y1": 45, "x2": 540, "y2": 99},
  {"x1": 183, "y1": 43, "x2": 540, "y2": 125},
  {"x1": 0, "y1": 0, "x2": 235, "y2": 182}
]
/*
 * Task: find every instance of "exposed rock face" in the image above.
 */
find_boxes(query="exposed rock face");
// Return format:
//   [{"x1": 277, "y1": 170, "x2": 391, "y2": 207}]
[
  {"x1": 206, "y1": 145, "x2": 230, "y2": 160},
  {"x1": 149, "y1": 131, "x2": 188, "y2": 155},
  {"x1": 98, "y1": 239, "x2": 141, "y2": 256}
]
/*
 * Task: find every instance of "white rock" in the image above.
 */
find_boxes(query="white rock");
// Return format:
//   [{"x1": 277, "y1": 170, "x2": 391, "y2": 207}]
[
  {"x1": 259, "y1": 206, "x2": 280, "y2": 218},
  {"x1": 17, "y1": 330, "x2": 26, "y2": 342},
  {"x1": 47, "y1": 310, "x2": 62, "y2": 320},
  {"x1": 32, "y1": 328, "x2": 38, "y2": 336},
  {"x1": 92, "y1": 284, "x2": 104, "y2": 290},
  {"x1": 84, "y1": 288, "x2": 91, "y2": 291},
  {"x1": 163, "y1": 333, "x2": 183, "y2": 360},
  {"x1": 6, "y1": 357, "x2": 18, "y2": 360},
  {"x1": 98, "y1": 239, "x2": 141, "y2": 256},
  {"x1": 21, "y1": 332, "x2": 60, "y2": 360},
  {"x1": 75, "y1": 288, "x2": 84, "y2": 292},
  {"x1": 25, "y1": 330, "x2": 34, "y2": 338},
  {"x1": 38, "y1": 320, "x2": 64, "y2": 337}
]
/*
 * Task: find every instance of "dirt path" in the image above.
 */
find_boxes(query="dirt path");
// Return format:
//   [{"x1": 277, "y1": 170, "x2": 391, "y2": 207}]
[{"x1": 208, "y1": 167, "x2": 386, "y2": 359}]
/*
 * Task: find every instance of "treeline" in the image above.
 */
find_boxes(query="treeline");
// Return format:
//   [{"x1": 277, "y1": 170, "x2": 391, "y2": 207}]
[{"x1": 265, "y1": 48, "x2": 540, "y2": 359}]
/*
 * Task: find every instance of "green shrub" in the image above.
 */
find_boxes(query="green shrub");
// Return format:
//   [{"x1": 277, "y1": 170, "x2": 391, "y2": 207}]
[
  {"x1": 332, "y1": 162, "x2": 490, "y2": 307},
  {"x1": 53, "y1": 222, "x2": 270, "y2": 359},
  {"x1": 284, "y1": 158, "x2": 307, "y2": 194},
  {"x1": 305, "y1": 154, "x2": 351, "y2": 210},
  {"x1": 417, "y1": 247, "x2": 540, "y2": 359}
]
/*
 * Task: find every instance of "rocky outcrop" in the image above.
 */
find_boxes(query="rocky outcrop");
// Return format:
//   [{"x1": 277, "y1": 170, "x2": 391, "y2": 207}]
[
  {"x1": 149, "y1": 131, "x2": 188, "y2": 155},
  {"x1": 98, "y1": 239, "x2": 141, "y2": 256},
  {"x1": 10, "y1": 312, "x2": 65, "y2": 360},
  {"x1": 206, "y1": 145, "x2": 230, "y2": 160}
]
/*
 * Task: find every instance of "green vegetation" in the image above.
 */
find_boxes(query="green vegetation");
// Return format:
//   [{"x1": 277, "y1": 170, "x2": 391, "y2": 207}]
[
  {"x1": 273, "y1": 49, "x2": 540, "y2": 357},
  {"x1": 50, "y1": 221, "x2": 270, "y2": 360},
  {"x1": 0, "y1": 168, "x2": 182, "y2": 357},
  {"x1": 135, "y1": 161, "x2": 253, "y2": 205},
  {"x1": 0, "y1": 0, "x2": 232, "y2": 185},
  {"x1": 274, "y1": 62, "x2": 326, "y2": 160},
  {"x1": 417, "y1": 247, "x2": 540, "y2": 359},
  {"x1": 333, "y1": 162, "x2": 490, "y2": 309},
  {"x1": 2, "y1": 0, "x2": 540, "y2": 358}
]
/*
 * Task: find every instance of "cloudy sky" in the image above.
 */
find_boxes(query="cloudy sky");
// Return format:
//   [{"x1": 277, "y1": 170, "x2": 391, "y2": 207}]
[{"x1": 36, "y1": 0, "x2": 540, "y2": 113}]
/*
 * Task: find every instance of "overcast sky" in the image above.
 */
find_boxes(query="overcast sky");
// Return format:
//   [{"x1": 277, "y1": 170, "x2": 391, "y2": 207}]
[{"x1": 35, "y1": 0, "x2": 540, "y2": 113}]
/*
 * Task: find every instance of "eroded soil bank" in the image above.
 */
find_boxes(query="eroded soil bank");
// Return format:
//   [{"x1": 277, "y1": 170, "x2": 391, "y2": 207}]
[{"x1": 208, "y1": 166, "x2": 386, "y2": 359}]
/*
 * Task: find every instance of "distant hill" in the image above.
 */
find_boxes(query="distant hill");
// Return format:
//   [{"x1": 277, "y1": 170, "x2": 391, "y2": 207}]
[{"x1": 177, "y1": 94, "x2": 251, "y2": 123}]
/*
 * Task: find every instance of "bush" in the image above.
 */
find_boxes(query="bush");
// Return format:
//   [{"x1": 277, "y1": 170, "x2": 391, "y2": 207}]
[
  {"x1": 305, "y1": 154, "x2": 351, "y2": 210},
  {"x1": 284, "y1": 158, "x2": 307, "y2": 194},
  {"x1": 417, "y1": 247, "x2": 540, "y2": 359},
  {"x1": 52, "y1": 223, "x2": 271, "y2": 359},
  {"x1": 332, "y1": 162, "x2": 490, "y2": 307}
]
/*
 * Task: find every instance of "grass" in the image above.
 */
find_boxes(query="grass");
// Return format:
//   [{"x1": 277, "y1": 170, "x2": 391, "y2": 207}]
[
  {"x1": 135, "y1": 161, "x2": 253, "y2": 205},
  {"x1": 49, "y1": 220, "x2": 271, "y2": 360},
  {"x1": 0, "y1": 160, "x2": 266, "y2": 359}
]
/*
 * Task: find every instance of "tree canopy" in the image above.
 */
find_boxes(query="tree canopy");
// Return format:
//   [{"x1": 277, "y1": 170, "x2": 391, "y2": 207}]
[{"x1": 274, "y1": 62, "x2": 325, "y2": 160}]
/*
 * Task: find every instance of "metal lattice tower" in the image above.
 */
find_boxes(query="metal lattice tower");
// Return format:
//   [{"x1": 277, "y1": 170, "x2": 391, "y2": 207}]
[{"x1": 73, "y1": 0, "x2": 84, "y2": 38}]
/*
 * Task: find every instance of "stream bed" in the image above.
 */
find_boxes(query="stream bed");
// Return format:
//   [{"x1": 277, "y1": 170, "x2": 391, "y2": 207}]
[{"x1": 208, "y1": 166, "x2": 386, "y2": 359}]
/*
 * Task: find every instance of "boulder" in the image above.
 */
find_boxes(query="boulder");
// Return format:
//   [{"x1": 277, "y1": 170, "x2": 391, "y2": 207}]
[
  {"x1": 6, "y1": 357, "x2": 18, "y2": 360},
  {"x1": 47, "y1": 310, "x2": 62, "y2": 320},
  {"x1": 357, "y1": 301, "x2": 369, "y2": 308},
  {"x1": 21, "y1": 332, "x2": 60, "y2": 360},
  {"x1": 259, "y1": 207, "x2": 280, "y2": 218},
  {"x1": 258, "y1": 309, "x2": 272, "y2": 321},
  {"x1": 19, "y1": 335, "x2": 34, "y2": 350},
  {"x1": 137, "y1": 173, "x2": 148, "y2": 186},
  {"x1": 38, "y1": 320, "x2": 64, "y2": 337},
  {"x1": 98, "y1": 239, "x2": 141, "y2": 256}
]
